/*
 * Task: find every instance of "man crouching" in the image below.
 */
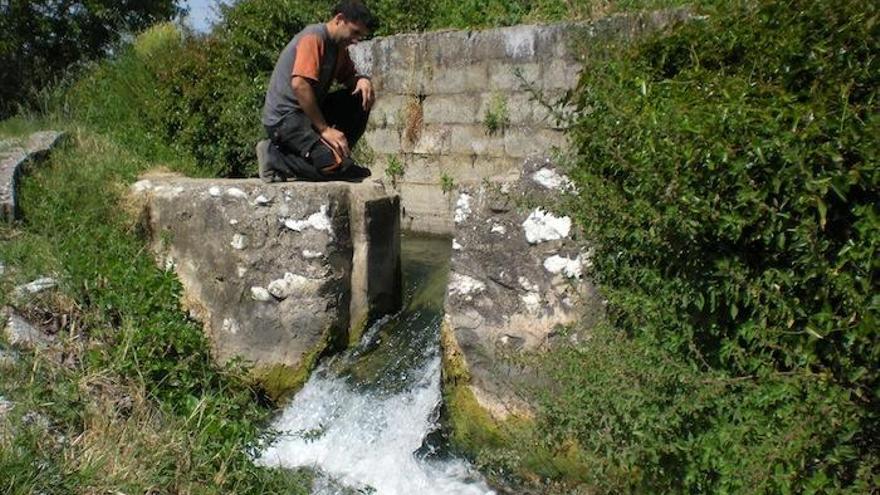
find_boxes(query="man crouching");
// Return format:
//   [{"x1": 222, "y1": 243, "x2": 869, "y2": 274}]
[{"x1": 257, "y1": 1, "x2": 376, "y2": 182}]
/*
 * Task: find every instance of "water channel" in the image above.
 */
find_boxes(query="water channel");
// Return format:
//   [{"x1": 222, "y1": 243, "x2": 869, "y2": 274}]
[{"x1": 257, "y1": 234, "x2": 495, "y2": 495}]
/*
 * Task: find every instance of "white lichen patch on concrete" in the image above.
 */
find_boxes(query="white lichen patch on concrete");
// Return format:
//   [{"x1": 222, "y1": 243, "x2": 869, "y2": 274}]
[
  {"x1": 543, "y1": 255, "x2": 583, "y2": 279},
  {"x1": 208, "y1": 186, "x2": 222, "y2": 197},
  {"x1": 152, "y1": 185, "x2": 185, "y2": 198},
  {"x1": 532, "y1": 167, "x2": 575, "y2": 191},
  {"x1": 454, "y1": 193, "x2": 472, "y2": 224},
  {"x1": 250, "y1": 286, "x2": 273, "y2": 302},
  {"x1": 520, "y1": 292, "x2": 542, "y2": 314},
  {"x1": 302, "y1": 250, "x2": 323, "y2": 259},
  {"x1": 491, "y1": 224, "x2": 507, "y2": 235},
  {"x1": 518, "y1": 276, "x2": 539, "y2": 292},
  {"x1": 283, "y1": 205, "x2": 333, "y2": 234},
  {"x1": 131, "y1": 180, "x2": 153, "y2": 193},
  {"x1": 522, "y1": 209, "x2": 572, "y2": 244},
  {"x1": 452, "y1": 239, "x2": 462, "y2": 251},
  {"x1": 222, "y1": 318, "x2": 240, "y2": 335},
  {"x1": 503, "y1": 25, "x2": 536, "y2": 58},
  {"x1": 231, "y1": 234, "x2": 248, "y2": 250},
  {"x1": 225, "y1": 187, "x2": 248, "y2": 199},
  {"x1": 448, "y1": 272, "x2": 485, "y2": 300},
  {"x1": 267, "y1": 272, "x2": 321, "y2": 300}
]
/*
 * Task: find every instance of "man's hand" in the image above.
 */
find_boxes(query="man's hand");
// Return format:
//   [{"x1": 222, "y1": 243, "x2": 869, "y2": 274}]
[
  {"x1": 352, "y1": 78, "x2": 374, "y2": 111},
  {"x1": 320, "y1": 126, "x2": 350, "y2": 158}
]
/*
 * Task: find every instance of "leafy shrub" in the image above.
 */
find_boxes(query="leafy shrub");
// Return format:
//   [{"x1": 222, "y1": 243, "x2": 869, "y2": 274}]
[
  {"x1": 558, "y1": 0, "x2": 879, "y2": 491},
  {"x1": 483, "y1": 93, "x2": 510, "y2": 135},
  {"x1": 0, "y1": 0, "x2": 180, "y2": 118}
]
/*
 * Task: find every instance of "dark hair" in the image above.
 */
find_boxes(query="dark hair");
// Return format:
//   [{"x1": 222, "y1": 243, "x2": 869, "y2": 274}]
[{"x1": 332, "y1": 1, "x2": 379, "y2": 32}]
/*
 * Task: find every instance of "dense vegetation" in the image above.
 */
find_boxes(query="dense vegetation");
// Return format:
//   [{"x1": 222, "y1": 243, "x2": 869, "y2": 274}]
[
  {"x1": 538, "y1": 0, "x2": 877, "y2": 491},
  {"x1": 0, "y1": 0, "x2": 181, "y2": 119},
  {"x1": 2, "y1": 0, "x2": 877, "y2": 493}
]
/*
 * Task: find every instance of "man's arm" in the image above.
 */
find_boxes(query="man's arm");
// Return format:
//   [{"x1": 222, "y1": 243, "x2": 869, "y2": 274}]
[
  {"x1": 292, "y1": 75, "x2": 349, "y2": 157},
  {"x1": 337, "y1": 51, "x2": 374, "y2": 111}
]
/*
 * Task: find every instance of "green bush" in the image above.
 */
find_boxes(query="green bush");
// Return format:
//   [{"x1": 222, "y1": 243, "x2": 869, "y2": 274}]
[
  {"x1": 557, "y1": 0, "x2": 879, "y2": 491},
  {"x1": 0, "y1": 0, "x2": 180, "y2": 119}
]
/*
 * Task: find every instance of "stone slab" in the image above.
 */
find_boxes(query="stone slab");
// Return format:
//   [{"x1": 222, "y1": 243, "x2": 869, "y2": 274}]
[{"x1": 132, "y1": 178, "x2": 401, "y2": 371}]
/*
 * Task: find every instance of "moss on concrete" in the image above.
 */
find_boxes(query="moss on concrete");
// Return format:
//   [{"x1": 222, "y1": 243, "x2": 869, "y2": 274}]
[
  {"x1": 440, "y1": 320, "x2": 592, "y2": 491},
  {"x1": 348, "y1": 313, "x2": 370, "y2": 348},
  {"x1": 440, "y1": 320, "x2": 504, "y2": 451},
  {"x1": 252, "y1": 333, "x2": 330, "y2": 402}
]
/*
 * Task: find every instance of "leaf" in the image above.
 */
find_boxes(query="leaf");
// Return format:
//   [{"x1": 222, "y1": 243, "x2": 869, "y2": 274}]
[{"x1": 817, "y1": 198, "x2": 828, "y2": 229}]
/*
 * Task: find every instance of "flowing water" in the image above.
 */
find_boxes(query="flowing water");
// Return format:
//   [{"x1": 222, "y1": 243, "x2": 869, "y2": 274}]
[{"x1": 257, "y1": 234, "x2": 495, "y2": 495}]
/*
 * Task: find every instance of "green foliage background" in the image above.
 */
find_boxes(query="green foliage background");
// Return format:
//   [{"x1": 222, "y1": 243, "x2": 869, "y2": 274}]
[
  {"x1": 0, "y1": 0, "x2": 181, "y2": 118},
  {"x1": 534, "y1": 0, "x2": 877, "y2": 491}
]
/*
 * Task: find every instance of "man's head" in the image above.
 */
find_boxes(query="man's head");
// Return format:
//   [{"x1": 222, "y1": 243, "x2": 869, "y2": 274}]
[{"x1": 327, "y1": 1, "x2": 377, "y2": 47}]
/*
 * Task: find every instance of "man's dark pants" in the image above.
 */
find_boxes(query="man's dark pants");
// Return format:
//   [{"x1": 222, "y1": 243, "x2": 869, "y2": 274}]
[{"x1": 264, "y1": 89, "x2": 369, "y2": 181}]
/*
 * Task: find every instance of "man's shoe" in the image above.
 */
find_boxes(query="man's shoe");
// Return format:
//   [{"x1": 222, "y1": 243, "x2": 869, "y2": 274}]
[
  {"x1": 257, "y1": 140, "x2": 285, "y2": 183},
  {"x1": 335, "y1": 159, "x2": 372, "y2": 181}
]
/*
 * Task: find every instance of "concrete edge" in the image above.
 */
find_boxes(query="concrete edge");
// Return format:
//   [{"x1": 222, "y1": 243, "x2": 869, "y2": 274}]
[{"x1": 0, "y1": 131, "x2": 67, "y2": 222}]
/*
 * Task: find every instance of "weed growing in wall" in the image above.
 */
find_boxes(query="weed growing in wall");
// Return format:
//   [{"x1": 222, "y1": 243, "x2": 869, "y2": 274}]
[
  {"x1": 483, "y1": 94, "x2": 510, "y2": 135},
  {"x1": 384, "y1": 155, "x2": 405, "y2": 186},
  {"x1": 440, "y1": 173, "x2": 456, "y2": 194}
]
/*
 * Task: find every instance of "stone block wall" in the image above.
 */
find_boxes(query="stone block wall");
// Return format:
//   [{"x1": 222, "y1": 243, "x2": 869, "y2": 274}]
[{"x1": 351, "y1": 10, "x2": 690, "y2": 233}]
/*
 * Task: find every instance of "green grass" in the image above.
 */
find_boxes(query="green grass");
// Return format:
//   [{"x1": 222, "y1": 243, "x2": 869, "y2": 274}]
[{"x1": 0, "y1": 124, "x2": 311, "y2": 493}]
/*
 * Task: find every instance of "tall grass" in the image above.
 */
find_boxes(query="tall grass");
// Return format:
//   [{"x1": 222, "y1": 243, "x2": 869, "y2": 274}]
[{"x1": 0, "y1": 23, "x2": 308, "y2": 494}]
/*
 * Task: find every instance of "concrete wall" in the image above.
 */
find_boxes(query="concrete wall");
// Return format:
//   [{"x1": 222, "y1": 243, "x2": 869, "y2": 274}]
[
  {"x1": 131, "y1": 177, "x2": 401, "y2": 395},
  {"x1": 351, "y1": 10, "x2": 690, "y2": 234}
]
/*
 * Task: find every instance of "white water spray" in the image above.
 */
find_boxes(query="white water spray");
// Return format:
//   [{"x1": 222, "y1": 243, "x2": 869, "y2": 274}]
[{"x1": 256, "y1": 236, "x2": 495, "y2": 495}]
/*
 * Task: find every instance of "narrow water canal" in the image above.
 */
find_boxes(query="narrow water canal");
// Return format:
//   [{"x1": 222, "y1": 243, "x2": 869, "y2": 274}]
[{"x1": 257, "y1": 234, "x2": 495, "y2": 495}]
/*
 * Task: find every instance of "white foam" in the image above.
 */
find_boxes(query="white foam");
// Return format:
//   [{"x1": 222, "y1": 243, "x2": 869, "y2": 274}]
[{"x1": 257, "y1": 358, "x2": 494, "y2": 495}]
